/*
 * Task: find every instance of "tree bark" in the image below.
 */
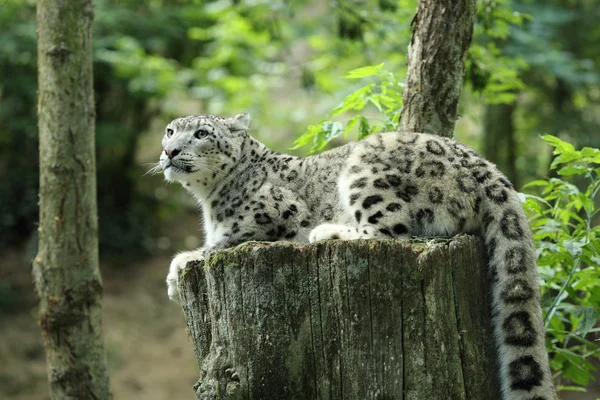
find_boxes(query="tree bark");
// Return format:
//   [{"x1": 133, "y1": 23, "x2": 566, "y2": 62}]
[
  {"x1": 399, "y1": 0, "x2": 477, "y2": 137},
  {"x1": 179, "y1": 236, "x2": 502, "y2": 399},
  {"x1": 33, "y1": 1, "x2": 111, "y2": 399}
]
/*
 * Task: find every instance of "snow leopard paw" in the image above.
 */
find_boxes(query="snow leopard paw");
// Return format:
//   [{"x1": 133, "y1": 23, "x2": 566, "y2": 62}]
[
  {"x1": 309, "y1": 223, "x2": 362, "y2": 243},
  {"x1": 167, "y1": 248, "x2": 206, "y2": 302}
]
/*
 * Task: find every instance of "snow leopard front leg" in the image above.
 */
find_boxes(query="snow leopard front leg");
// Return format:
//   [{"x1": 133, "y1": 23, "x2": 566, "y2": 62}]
[
  {"x1": 168, "y1": 185, "x2": 312, "y2": 301},
  {"x1": 167, "y1": 240, "x2": 244, "y2": 302},
  {"x1": 166, "y1": 238, "x2": 244, "y2": 302},
  {"x1": 167, "y1": 248, "x2": 207, "y2": 301}
]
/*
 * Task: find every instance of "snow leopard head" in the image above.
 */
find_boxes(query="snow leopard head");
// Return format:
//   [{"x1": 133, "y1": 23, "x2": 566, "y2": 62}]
[{"x1": 158, "y1": 112, "x2": 250, "y2": 186}]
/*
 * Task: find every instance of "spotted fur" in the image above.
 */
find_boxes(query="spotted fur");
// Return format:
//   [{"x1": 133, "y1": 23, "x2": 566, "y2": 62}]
[{"x1": 159, "y1": 112, "x2": 554, "y2": 400}]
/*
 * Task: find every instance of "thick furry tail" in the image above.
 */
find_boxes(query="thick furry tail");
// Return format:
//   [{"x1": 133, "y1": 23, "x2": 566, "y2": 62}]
[{"x1": 482, "y1": 192, "x2": 555, "y2": 400}]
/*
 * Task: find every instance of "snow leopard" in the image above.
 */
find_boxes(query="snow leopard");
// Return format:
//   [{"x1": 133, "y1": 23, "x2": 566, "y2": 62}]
[{"x1": 156, "y1": 112, "x2": 554, "y2": 400}]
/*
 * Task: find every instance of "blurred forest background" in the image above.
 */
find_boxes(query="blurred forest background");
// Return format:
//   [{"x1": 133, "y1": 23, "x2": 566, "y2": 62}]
[{"x1": 1, "y1": 0, "x2": 599, "y2": 399}]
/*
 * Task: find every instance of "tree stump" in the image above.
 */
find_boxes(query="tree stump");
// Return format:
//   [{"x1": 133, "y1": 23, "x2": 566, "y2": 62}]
[{"x1": 179, "y1": 235, "x2": 502, "y2": 400}]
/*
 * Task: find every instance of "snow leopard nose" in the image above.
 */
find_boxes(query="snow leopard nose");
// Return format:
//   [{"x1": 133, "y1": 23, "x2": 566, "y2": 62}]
[{"x1": 165, "y1": 148, "x2": 181, "y2": 159}]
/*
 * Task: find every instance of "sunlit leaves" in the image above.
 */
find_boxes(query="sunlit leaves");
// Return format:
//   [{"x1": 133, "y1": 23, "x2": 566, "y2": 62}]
[
  {"x1": 542, "y1": 135, "x2": 600, "y2": 175},
  {"x1": 331, "y1": 84, "x2": 374, "y2": 116},
  {"x1": 292, "y1": 121, "x2": 343, "y2": 152},
  {"x1": 344, "y1": 63, "x2": 384, "y2": 79},
  {"x1": 294, "y1": 64, "x2": 403, "y2": 152}
]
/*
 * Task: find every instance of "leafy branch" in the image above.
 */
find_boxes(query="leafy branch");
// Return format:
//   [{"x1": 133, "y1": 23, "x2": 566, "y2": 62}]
[
  {"x1": 523, "y1": 135, "x2": 600, "y2": 391},
  {"x1": 293, "y1": 63, "x2": 403, "y2": 152}
]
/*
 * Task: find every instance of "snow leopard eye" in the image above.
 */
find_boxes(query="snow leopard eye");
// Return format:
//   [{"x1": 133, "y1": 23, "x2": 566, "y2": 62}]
[
  {"x1": 166, "y1": 128, "x2": 173, "y2": 137},
  {"x1": 194, "y1": 129, "x2": 210, "y2": 139}
]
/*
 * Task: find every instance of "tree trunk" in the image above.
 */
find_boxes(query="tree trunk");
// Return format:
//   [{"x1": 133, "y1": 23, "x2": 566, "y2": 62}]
[
  {"x1": 483, "y1": 102, "x2": 518, "y2": 188},
  {"x1": 399, "y1": 0, "x2": 477, "y2": 137},
  {"x1": 179, "y1": 236, "x2": 502, "y2": 399},
  {"x1": 33, "y1": 1, "x2": 111, "y2": 399}
]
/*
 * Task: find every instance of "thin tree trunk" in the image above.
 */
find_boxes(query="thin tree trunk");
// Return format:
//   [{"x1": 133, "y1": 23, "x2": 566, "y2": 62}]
[
  {"x1": 483, "y1": 102, "x2": 518, "y2": 188},
  {"x1": 180, "y1": 238, "x2": 502, "y2": 399},
  {"x1": 400, "y1": 0, "x2": 477, "y2": 137},
  {"x1": 33, "y1": 1, "x2": 111, "y2": 399},
  {"x1": 504, "y1": 105, "x2": 518, "y2": 188},
  {"x1": 546, "y1": 78, "x2": 572, "y2": 178}
]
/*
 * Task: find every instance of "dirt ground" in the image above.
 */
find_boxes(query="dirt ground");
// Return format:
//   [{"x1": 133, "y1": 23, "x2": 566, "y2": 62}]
[{"x1": 0, "y1": 249, "x2": 199, "y2": 400}]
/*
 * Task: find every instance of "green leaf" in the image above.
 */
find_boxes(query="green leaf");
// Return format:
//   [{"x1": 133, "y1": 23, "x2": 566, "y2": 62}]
[
  {"x1": 344, "y1": 63, "x2": 385, "y2": 79},
  {"x1": 524, "y1": 180, "x2": 550, "y2": 188},
  {"x1": 574, "y1": 306, "x2": 597, "y2": 336},
  {"x1": 558, "y1": 164, "x2": 588, "y2": 176},
  {"x1": 344, "y1": 116, "x2": 360, "y2": 139},
  {"x1": 564, "y1": 240, "x2": 585, "y2": 257},
  {"x1": 542, "y1": 134, "x2": 575, "y2": 154},
  {"x1": 331, "y1": 84, "x2": 373, "y2": 116},
  {"x1": 292, "y1": 123, "x2": 322, "y2": 151},
  {"x1": 358, "y1": 117, "x2": 370, "y2": 140},
  {"x1": 367, "y1": 95, "x2": 383, "y2": 112},
  {"x1": 561, "y1": 356, "x2": 595, "y2": 386},
  {"x1": 538, "y1": 220, "x2": 564, "y2": 235},
  {"x1": 581, "y1": 146, "x2": 600, "y2": 159},
  {"x1": 553, "y1": 151, "x2": 582, "y2": 168},
  {"x1": 322, "y1": 121, "x2": 343, "y2": 142},
  {"x1": 557, "y1": 181, "x2": 580, "y2": 196},
  {"x1": 391, "y1": 109, "x2": 402, "y2": 125}
]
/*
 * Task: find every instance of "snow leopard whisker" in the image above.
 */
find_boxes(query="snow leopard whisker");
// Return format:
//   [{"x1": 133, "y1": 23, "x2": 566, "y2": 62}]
[{"x1": 144, "y1": 162, "x2": 163, "y2": 176}]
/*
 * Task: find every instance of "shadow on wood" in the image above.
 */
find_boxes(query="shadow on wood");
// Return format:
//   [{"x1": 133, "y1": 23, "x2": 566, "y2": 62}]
[{"x1": 179, "y1": 235, "x2": 502, "y2": 400}]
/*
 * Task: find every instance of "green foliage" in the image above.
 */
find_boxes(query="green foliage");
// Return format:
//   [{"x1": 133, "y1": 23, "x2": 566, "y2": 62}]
[
  {"x1": 0, "y1": 0, "x2": 39, "y2": 248},
  {"x1": 293, "y1": 64, "x2": 403, "y2": 152},
  {"x1": 522, "y1": 135, "x2": 600, "y2": 392},
  {"x1": 466, "y1": 0, "x2": 529, "y2": 103},
  {"x1": 96, "y1": 1, "x2": 284, "y2": 112},
  {"x1": 293, "y1": 0, "x2": 542, "y2": 153}
]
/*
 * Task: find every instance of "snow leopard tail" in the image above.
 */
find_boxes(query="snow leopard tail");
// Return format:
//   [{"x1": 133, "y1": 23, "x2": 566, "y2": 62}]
[{"x1": 481, "y1": 191, "x2": 555, "y2": 400}]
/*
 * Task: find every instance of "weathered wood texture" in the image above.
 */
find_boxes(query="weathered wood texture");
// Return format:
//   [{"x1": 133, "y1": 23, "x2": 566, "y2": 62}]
[
  {"x1": 33, "y1": 0, "x2": 111, "y2": 399},
  {"x1": 179, "y1": 235, "x2": 501, "y2": 399},
  {"x1": 399, "y1": 0, "x2": 477, "y2": 137}
]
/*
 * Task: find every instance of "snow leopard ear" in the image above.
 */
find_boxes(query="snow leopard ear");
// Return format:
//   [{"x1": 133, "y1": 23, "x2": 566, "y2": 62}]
[{"x1": 226, "y1": 112, "x2": 250, "y2": 132}]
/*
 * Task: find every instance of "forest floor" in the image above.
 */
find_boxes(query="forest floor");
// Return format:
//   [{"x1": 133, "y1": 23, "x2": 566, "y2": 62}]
[{"x1": 0, "y1": 248, "x2": 199, "y2": 400}]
